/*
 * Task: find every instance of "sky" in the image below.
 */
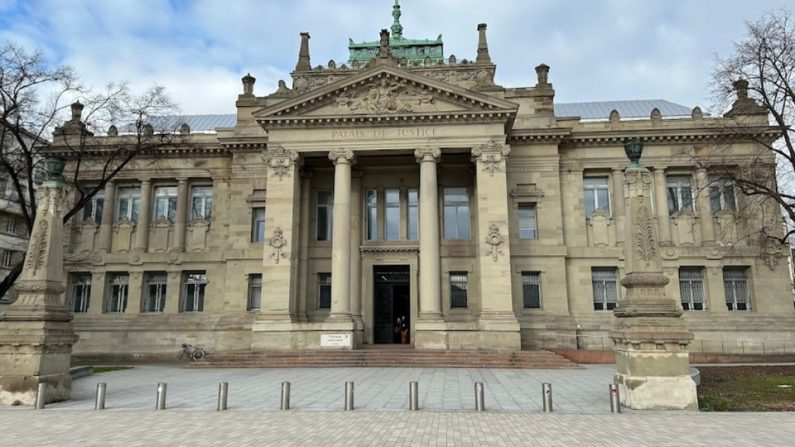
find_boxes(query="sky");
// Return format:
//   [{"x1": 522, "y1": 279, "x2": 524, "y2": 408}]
[{"x1": 0, "y1": 0, "x2": 791, "y2": 116}]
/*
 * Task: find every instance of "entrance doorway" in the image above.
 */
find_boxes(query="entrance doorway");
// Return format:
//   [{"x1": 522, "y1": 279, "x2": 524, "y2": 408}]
[{"x1": 373, "y1": 265, "x2": 410, "y2": 344}]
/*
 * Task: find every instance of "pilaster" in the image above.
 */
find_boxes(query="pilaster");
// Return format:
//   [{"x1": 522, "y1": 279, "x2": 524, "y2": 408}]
[
  {"x1": 471, "y1": 140, "x2": 520, "y2": 349},
  {"x1": 611, "y1": 168, "x2": 626, "y2": 245},
  {"x1": 96, "y1": 181, "x2": 116, "y2": 252},
  {"x1": 172, "y1": 178, "x2": 189, "y2": 252},
  {"x1": 696, "y1": 168, "x2": 715, "y2": 243},
  {"x1": 653, "y1": 167, "x2": 672, "y2": 244},
  {"x1": 134, "y1": 179, "x2": 152, "y2": 252},
  {"x1": 349, "y1": 170, "x2": 364, "y2": 331}
]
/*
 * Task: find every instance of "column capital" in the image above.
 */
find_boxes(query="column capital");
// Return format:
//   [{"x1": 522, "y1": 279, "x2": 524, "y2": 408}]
[
  {"x1": 414, "y1": 146, "x2": 441, "y2": 163},
  {"x1": 263, "y1": 145, "x2": 302, "y2": 180},
  {"x1": 471, "y1": 140, "x2": 510, "y2": 176},
  {"x1": 140, "y1": 178, "x2": 152, "y2": 184},
  {"x1": 329, "y1": 148, "x2": 355, "y2": 165}
]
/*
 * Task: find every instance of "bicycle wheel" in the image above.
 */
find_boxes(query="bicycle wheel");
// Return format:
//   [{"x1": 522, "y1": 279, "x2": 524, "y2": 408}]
[{"x1": 191, "y1": 349, "x2": 206, "y2": 361}]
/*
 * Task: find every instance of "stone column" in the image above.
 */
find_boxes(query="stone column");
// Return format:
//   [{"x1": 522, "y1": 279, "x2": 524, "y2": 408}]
[
  {"x1": 611, "y1": 168, "x2": 626, "y2": 245},
  {"x1": 610, "y1": 138, "x2": 698, "y2": 410},
  {"x1": 653, "y1": 167, "x2": 672, "y2": 244},
  {"x1": 134, "y1": 179, "x2": 152, "y2": 252},
  {"x1": 296, "y1": 171, "x2": 312, "y2": 322},
  {"x1": 349, "y1": 170, "x2": 364, "y2": 330},
  {"x1": 254, "y1": 146, "x2": 302, "y2": 331},
  {"x1": 695, "y1": 168, "x2": 715, "y2": 243},
  {"x1": 414, "y1": 147, "x2": 442, "y2": 320},
  {"x1": 173, "y1": 178, "x2": 189, "y2": 252},
  {"x1": 0, "y1": 161, "x2": 78, "y2": 405},
  {"x1": 96, "y1": 181, "x2": 116, "y2": 252},
  {"x1": 471, "y1": 141, "x2": 521, "y2": 350},
  {"x1": 328, "y1": 148, "x2": 354, "y2": 322}
]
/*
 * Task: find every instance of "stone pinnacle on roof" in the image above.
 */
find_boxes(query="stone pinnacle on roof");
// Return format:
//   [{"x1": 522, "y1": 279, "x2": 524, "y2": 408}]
[
  {"x1": 295, "y1": 32, "x2": 311, "y2": 72},
  {"x1": 476, "y1": 23, "x2": 491, "y2": 64},
  {"x1": 391, "y1": 0, "x2": 403, "y2": 39}
]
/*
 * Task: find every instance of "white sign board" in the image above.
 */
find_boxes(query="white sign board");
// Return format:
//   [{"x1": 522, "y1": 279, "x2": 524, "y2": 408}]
[{"x1": 321, "y1": 333, "x2": 352, "y2": 347}]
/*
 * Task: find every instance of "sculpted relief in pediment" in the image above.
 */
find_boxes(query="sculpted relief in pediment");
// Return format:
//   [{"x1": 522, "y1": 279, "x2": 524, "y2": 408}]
[{"x1": 334, "y1": 78, "x2": 434, "y2": 114}]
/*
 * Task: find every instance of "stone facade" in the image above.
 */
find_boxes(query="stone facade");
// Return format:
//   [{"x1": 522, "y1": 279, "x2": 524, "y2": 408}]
[{"x1": 51, "y1": 9, "x2": 794, "y2": 358}]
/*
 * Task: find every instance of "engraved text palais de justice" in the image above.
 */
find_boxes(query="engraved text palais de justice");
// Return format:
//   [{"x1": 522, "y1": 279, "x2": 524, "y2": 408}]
[{"x1": 330, "y1": 127, "x2": 437, "y2": 140}]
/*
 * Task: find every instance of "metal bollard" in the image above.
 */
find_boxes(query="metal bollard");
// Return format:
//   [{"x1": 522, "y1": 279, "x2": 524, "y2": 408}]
[
  {"x1": 95, "y1": 383, "x2": 107, "y2": 410},
  {"x1": 280, "y1": 381, "x2": 291, "y2": 410},
  {"x1": 542, "y1": 383, "x2": 553, "y2": 412},
  {"x1": 609, "y1": 384, "x2": 621, "y2": 413},
  {"x1": 474, "y1": 382, "x2": 485, "y2": 412},
  {"x1": 344, "y1": 381, "x2": 354, "y2": 411},
  {"x1": 155, "y1": 382, "x2": 167, "y2": 410},
  {"x1": 409, "y1": 381, "x2": 419, "y2": 411},
  {"x1": 217, "y1": 382, "x2": 228, "y2": 411},
  {"x1": 34, "y1": 382, "x2": 46, "y2": 410}
]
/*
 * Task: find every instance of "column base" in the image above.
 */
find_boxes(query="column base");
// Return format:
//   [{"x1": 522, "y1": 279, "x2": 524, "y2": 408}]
[
  {"x1": 614, "y1": 372, "x2": 698, "y2": 410},
  {"x1": 0, "y1": 372, "x2": 72, "y2": 406}
]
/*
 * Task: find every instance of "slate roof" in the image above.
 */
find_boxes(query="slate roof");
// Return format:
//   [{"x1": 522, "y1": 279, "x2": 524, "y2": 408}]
[{"x1": 140, "y1": 100, "x2": 693, "y2": 133}]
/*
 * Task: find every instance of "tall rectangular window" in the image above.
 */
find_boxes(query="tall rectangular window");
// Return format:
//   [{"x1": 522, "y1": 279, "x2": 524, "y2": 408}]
[
  {"x1": 153, "y1": 186, "x2": 178, "y2": 222},
  {"x1": 251, "y1": 207, "x2": 266, "y2": 242},
  {"x1": 385, "y1": 188, "x2": 400, "y2": 241},
  {"x1": 408, "y1": 188, "x2": 418, "y2": 241},
  {"x1": 69, "y1": 273, "x2": 91, "y2": 313},
  {"x1": 143, "y1": 272, "x2": 167, "y2": 313},
  {"x1": 518, "y1": 203, "x2": 538, "y2": 240},
  {"x1": 1, "y1": 250, "x2": 12, "y2": 268},
  {"x1": 82, "y1": 190, "x2": 104, "y2": 224},
  {"x1": 583, "y1": 177, "x2": 610, "y2": 217},
  {"x1": 182, "y1": 272, "x2": 207, "y2": 312},
  {"x1": 443, "y1": 188, "x2": 470, "y2": 240},
  {"x1": 710, "y1": 178, "x2": 737, "y2": 213},
  {"x1": 679, "y1": 267, "x2": 706, "y2": 311},
  {"x1": 522, "y1": 272, "x2": 541, "y2": 309},
  {"x1": 247, "y1": 274, "x2": 262, "y2": 310},
  {"x1": 316, "y1": 191, "x2": 333, "y2": 241},
  {"x1": 317, "y1": 273, "x2": 332, "y2": 309},
  {"x1": 723, "y1": 267, "x2": 750, "y2": 311},
  {"x1": 115, "y1": 186, "x2": 141, "y2": 223},
  {"x1": 667, "y1": 175, "x2": 694, "y2": 214},
  {"x1": 191, "y1": 185, "x2": 213, "y2": 220},
  {"x1": 450, "y1": 272, "x2": 468, "y2": 308},
  {"x1": 592, "y1": 268, "x2": 618, "y2": 311},
  {"x1": 105, "y1": 273, "x2": 128, "y2": 313},
  {"x1": 366, "y1": 189, "x2": 377, "y2": 241},
  {"x1": 4, "y1": 216, "x2": 15, "y2": 233}
]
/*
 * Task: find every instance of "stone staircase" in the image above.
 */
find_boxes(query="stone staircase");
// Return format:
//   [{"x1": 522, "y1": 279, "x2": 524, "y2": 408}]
[{"x1": 190, "y1": 348, "x2": 580, "y2": 369}]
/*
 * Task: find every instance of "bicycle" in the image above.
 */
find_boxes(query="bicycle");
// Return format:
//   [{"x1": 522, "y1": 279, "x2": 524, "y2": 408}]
[{"x1": 178, "y1": 343, "x2": 206, "y2": 361}]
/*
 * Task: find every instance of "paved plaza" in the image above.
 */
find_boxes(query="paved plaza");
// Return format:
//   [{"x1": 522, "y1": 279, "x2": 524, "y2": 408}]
[{"x1": 2, "y1": 365, "x2": 794, "y2": 446}]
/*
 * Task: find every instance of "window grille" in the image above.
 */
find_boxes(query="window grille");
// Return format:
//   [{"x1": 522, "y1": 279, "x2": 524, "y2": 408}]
[
  {"x1": 70, "y1": 273, "x2": 92, "y2": 313},
  {"x1": 723, "y1": 267, "x2": 750, "y2": 311},
  {"x1": 679, "y1": 268, "x2": 705, "y2": 311},
  {"x1": 248, "y1": 274, "x2": 262, "y2": 310},
  {"x1": 318, "y1": 273, "x2": 332, "y2": 309},
  {"x1": 592, "y1": 268, "x2": 618, "y2": 311},
  {"x1": 106, "y1": 273, "x2": 129, "y2": 313},
  {"x1": 182, "y1": 272, "x2": 207, "y2": 312},
  {"x1": 522, "y1": 272, "x2": 541, "y2": 308},
  {"x1": 144, "y1": 273, "x2": 167, "y2": 313},
  {"x1": 450, "y1": 272, "x2": 468, "y2": 308}
]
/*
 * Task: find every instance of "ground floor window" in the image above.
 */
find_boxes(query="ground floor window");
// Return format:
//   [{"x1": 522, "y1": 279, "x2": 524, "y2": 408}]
[
  {"x1": 522, "y1": 272, "x2": 541, "y2": 309},
  {"x1": 248, "y1": 274, "x2": 262, "y2": 310},
  {"x1": 144, "y1": 272, "x2": 167, "y2": 313},
  {"x1": 723, "y1": 267, "x2": 750, "y2": 311},
  {"x1": 592, "y1": 268, "x2": 618, "y2": 311},
  {"x1": 449, "y1": 272, "x2": 468, "y2": 308},
  {"x1": 317, "y1": 273, "x2": 331, "y2": 309},
  {"x1": 105, "y1": 273, "x2": 128, "y2": 313},
  {"x1": 679, "y1": 267, "x2": 705, "y2": 311},
  {"x1": 182, "y1": 272, "x2": 207, "y2": 312},
  {"x1": 69, "y1": 273, "x2": 91, "y2": 313}
]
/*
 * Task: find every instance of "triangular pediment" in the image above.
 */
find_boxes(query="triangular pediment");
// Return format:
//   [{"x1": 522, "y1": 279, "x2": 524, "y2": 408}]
[{"x1": 254, "y1": 65, "x2": 517, "y2": 126}]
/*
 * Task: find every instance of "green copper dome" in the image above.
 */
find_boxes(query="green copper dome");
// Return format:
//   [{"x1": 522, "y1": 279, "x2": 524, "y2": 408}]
[{"x1": 348, "y1": 1, "x2": 444, "y2": 65}]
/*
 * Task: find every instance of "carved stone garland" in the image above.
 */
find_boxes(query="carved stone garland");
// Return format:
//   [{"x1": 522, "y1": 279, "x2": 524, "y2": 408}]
[
  {"x1": 269, "y1": 228, "x2": 287, "y2": 264},
  {"x1": 472, "y1": 140, "x2": 510, "y2": 176},
  {"x1": 262, "y1": 146, "x2": 299, "y2": 180},
  {"x1": 485, "y1": 224, "x2": 505, "y2": 262},
  {"x1": 632, "y1": 200, "x2": 659, "y2": 267}
]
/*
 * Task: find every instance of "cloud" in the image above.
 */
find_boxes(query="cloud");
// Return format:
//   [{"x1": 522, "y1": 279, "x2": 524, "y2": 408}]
[{"x1": 0, "y1": 0, "x2": 792, "y2": 114}]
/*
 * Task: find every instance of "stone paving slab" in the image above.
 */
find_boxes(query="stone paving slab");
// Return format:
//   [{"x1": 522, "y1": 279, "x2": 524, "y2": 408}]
[
  {"x1": 2, "y1": 411, "x2": 794, "y2": 446},
  {"x1": 11, "y1": 364, "x2": 619, "y2": 413}
]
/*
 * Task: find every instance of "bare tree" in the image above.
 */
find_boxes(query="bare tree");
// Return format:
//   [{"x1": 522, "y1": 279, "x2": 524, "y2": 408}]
[
  {"x1": 708, "y1": 10, "x2": 794, "y2": 246},
  {"x1": 0, "y1": 41, "x2": 187, "y2": 298}
]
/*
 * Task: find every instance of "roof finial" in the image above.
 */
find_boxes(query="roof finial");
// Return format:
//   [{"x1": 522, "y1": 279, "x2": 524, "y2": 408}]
[
  {"x1": 391, "y1": 0, "x2": 403, "y2": 39},
  {"x1": 295, "y1": 32, "x2": 311, "y2": 72},
  {"x1": 476, "y1": 23, "x2": 491, "y2": 64}
]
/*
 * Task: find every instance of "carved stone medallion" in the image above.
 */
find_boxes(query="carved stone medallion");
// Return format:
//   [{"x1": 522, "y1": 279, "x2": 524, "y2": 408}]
[
  {"x1": 485, "y1": 224, "x2": 505, "y2": 262},
  {"x1": 269, "y1": 227, "x2": 288, "y2": 264},
  {"x1": 262, "y1": 146, "x2": 299, "y2": 180}
]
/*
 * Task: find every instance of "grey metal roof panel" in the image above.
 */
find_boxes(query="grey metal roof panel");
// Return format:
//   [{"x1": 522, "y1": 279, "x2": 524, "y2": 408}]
[
  {"x1": 554, "y1": 99, "x2": 692, "y2": 120},
  {"x1": 138, "y1": 99, "x2": 692, "y2": 132}
]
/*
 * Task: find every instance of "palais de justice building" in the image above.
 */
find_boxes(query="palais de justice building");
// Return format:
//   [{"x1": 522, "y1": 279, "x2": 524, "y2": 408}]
[{"x1": 56, "y1": 4, "x2": 794, "y2": 357}]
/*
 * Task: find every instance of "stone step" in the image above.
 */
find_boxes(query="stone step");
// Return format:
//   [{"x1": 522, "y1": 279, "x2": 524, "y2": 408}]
[{"x1": 189, "y1": 349, "x2": 580, "y2": 369}]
